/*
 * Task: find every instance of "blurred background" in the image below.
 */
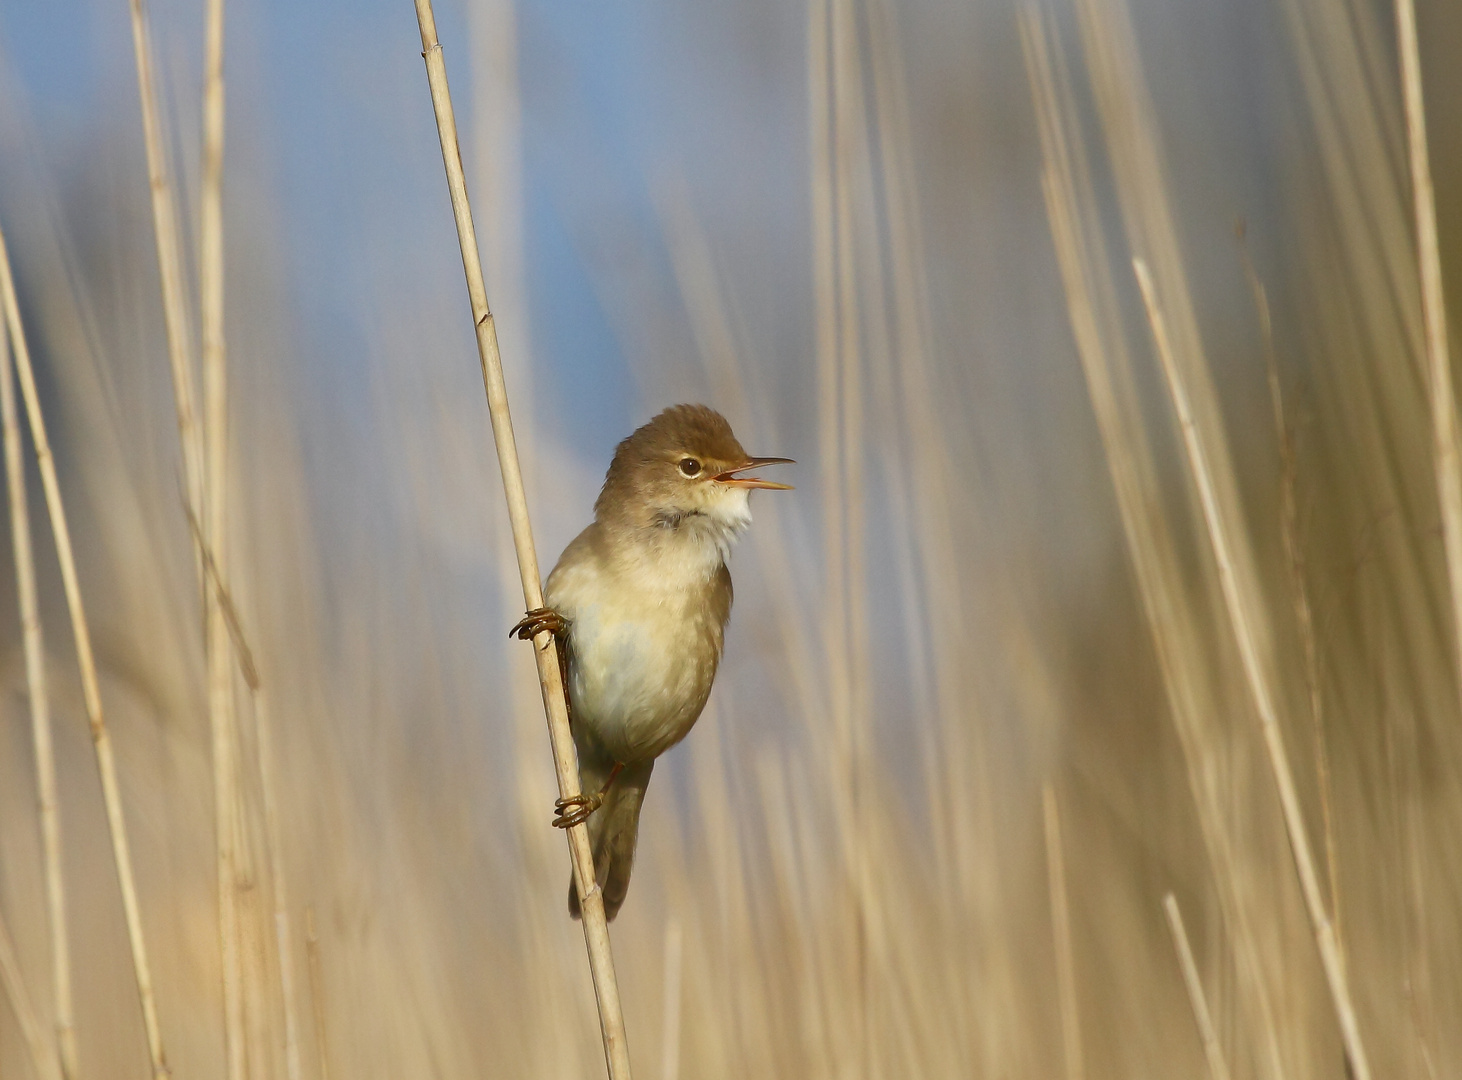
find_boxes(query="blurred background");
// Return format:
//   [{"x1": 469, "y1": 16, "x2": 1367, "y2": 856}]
[{"x1": 0, "y1": 0, "x2": 1459, "y2": 1075}]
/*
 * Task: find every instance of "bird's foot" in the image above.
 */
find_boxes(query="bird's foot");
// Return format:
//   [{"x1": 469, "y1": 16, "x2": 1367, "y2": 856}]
[
  {"x1": 552, "y1": 792, "x2": 604, "y2": 829},
  {"x1": 550, "y1": 762, "x2": 624, "y2": 829},
  {"x1": 511, "y1": 607, "x2": 567, "y2": 644}
]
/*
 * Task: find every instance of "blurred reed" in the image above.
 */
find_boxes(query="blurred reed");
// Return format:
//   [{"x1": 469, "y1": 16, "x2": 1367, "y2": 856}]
[
  {"x1": 0, "y1": 899, "x2": 60, "y2": 1080},
  {"x1": 0, "y1": 205, "x2": 74, "y2": 1078},
  {"x1": 0, "y1": 318, "x2": 63, "y2": 1080},
  {"x1": 1164, "y1": 892, "x2": 1233, "y2": 1080},
  {"x1": 1, "y1": 215, "x2": 168, "y2": 1078}
]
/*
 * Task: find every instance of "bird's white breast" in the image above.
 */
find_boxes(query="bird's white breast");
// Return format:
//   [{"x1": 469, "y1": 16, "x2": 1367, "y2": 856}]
[{"x1": 546, "y1": 526, "x2": 730, "y2": 763}]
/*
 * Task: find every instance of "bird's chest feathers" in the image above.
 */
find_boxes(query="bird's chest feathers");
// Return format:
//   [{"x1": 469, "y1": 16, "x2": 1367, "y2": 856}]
[{"x1": 548, "y1": 535, "x2": 730, "y2": 761}]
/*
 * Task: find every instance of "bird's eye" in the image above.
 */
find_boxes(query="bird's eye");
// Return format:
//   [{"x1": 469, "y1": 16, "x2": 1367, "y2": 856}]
[{"x1": 678, "y1": 457, "x2": 702, "y2": 478}]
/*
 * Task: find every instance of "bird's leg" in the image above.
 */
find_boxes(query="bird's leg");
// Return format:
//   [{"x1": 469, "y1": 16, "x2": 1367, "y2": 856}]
[
  {"x1": 510, "y1": 607, "x2": 568, "y2": 645},
  {"x1": 510, "y1": 609, "x2": 573, "y2": 722},
  {"x1": 511, "y1": 607, "x2": 603, "y2": 828},
  {"x1": 552, "y1": 761, "x2": 625, "y2": 829}
]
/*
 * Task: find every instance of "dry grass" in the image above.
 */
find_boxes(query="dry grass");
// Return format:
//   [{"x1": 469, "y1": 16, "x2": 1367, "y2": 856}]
[{"x1": 0, "y1": 0, "x2": 1458, "y2": 1076}]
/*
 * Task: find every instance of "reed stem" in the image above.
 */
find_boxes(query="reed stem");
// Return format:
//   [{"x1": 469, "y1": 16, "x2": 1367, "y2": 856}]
[
  {"x1": 410, "y1": 3, "x2": 632, "y2": 1075},
  {"x1": 1394, "y1": 0, "x2": 1462, "y2": 704},
  {"x1": 199, "y1": 0, "x2": 248, "y2": 1072},
  {"x1": 126, "y1": 0, "x2": 206, "y2": 543},
  {"x1": 0, "y1": 903, "x2": 61, "y2": 1080},
  {"x1": 1042, "y1": 783, "x2": 1084, "y2": 1080},
  {"x1": 0, "y1": 219, "x2": 171, "y2": 1080},
  {"x1": 1162, "y1": 894, "x2": 1233, "y2": 1080},
  {"x1": 305, "y1": 907, "x2": 332, "y2": 1080},
  {"x1": 0, "y1": 253, "x2": 76, "y2": 1077},
  {"x1": 1135, "y1": 256, "x2": 1373, "y2": 1080}
]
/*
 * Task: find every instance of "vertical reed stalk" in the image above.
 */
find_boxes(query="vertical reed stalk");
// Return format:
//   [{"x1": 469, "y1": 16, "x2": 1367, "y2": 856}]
[
  {"x1": 305, "y1": 907, "x2": 332, "y2": 1080},
  {"x1": 807, "y1": 0, "x2": 854, "y2": 856},
  {"x1": 1020, "y1": 15, "x2": 1286, "y2": 1074},
  {"x1": 1394, "y1": 0, "x2": 1462, "y2": 700},
  {"x1": 126, "y1": 0, "x2": 206, "y2": 533},
  {"x1": 1241, "y1": 244, "x2": 1343, "y2": 963},
  {"x1": 1163, "y1": 894, "x2": 1233, "y2": 1080},
  {"x1": 0, "y1": 269, "x2": 76, "y2": 1076},
  {"x1": 0, "y1": 221, "x2": 171, "y2": 1080},
  {"x1": 825, "y1": 0, "x2": 875, "y2": 1070},
  {"x1": 254, "y1": 688, "x2": 304, "y2": 1080},
  {"x1": 1135, "y1": 257, "x2": 1373, "y2": 1080},
  {"x1": 1042, "y1": 783, "x2": 1084, "y2": 1080},
  {"x1": 410, "y1": 4, "x2": 632, "y2": 1076},
  {"x1": 199, "y1": 0, "x2": 248, "y2": 1073},
  {"x1": 0, "y1": 903, "x2": 61, "y2": 1080},
  {"x1": 187, "y1": 505, "x2": 306, "y2": 1080}
]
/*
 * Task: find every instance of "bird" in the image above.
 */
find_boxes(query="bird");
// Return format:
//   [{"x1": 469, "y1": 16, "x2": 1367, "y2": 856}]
[{"x1": 511, "y1": 404, "x2": 792, "y2": 921}]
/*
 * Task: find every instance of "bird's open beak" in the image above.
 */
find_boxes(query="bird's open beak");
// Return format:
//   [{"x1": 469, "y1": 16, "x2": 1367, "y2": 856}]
[{"x1": 713, "y1": 457, "x2": 795, "y2": 490}]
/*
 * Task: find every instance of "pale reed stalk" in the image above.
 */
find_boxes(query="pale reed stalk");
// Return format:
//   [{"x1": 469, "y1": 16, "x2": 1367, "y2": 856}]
[
  {"x1": 653, "y1": 183, "x2": 841, "y2": 1076},
  {"x1": 410, "y1": 3, "x2": 631, "y2": 1075},
  {"x1": 1241, "y1": 245, "x2": 1343, "y2": 965},
  {"x1": 1395, "y1": 706, "x2": 1439, "y2": 1080},
  {"x1": 0, "y1": 275, "x2": 76, "y2": 1077},
  {"x1": 1042, "y1": 783, "x2": 1084, "y2": 1080},
  {"x1": 186, "y1": 499, "x2": 305, "y2": 1080},
  {"x1": 305, "y1": 907, "x2": 332, "y2": 1080},
  {"x1": 126, "y1": 0, "x2": 205, "y2": 539},
  {"x1": 253, "y1": 688, "x2": 304, "y2": 1080},
  {"x1": 826, "y1": 0, "x2": 876, "y2": 1070},
  {"x1": 1019, "y1": 14, "x2": 1286, "y2": 1074},
  {"x1": 0, "y1": 904, "x2": 61, "y2": 1080},
  {"x1": 0, "y1": 220, "x2": 170, "y2": 1080},
  {"x1": 860, "y1": 6, "x2": 1005, "y2": 1066},
  {"x1": 807, "y1": 0, "x2": 858, "y2": 893},
  {"x1": 463, "y1": 8, "x2": 586, "y2": 1070},
  {"x1": 1394, "y1": 0, "x2": 1462, "y2": 703},
  {"x1": 1135, "y1": 257, "x2": 1373, "y2": 1080},
  {"x1": 199, "y1": 0, "x2": 248, "y2": 1072},
  {"x1": 1163, "y1": 894, "x2": 1233, "y2": 1080}
]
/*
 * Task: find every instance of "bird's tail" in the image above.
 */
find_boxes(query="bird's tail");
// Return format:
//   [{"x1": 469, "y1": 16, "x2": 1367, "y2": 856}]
[{"x1": 568, "y1": 759, "x2": 653, "y2": 922}]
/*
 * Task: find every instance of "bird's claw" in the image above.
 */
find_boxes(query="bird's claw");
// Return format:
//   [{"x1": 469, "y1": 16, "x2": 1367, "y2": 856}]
[
  {"x1": 552, "y1": 792, "x2": 604, "y2": 829},
  {"x1": 511, "y1": 607, "x2": 567, "y2": 643}
]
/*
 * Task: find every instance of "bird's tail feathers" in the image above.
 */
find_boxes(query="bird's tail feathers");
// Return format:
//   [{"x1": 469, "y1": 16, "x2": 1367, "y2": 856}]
[{"x1": 568, "y1": 759, "x2": 653, "y2": 922}]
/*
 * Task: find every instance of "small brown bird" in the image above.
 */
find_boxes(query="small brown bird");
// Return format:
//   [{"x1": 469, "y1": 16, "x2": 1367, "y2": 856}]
[{"x1": 513, "y1": 405, "x2": 792, "y2": 920}]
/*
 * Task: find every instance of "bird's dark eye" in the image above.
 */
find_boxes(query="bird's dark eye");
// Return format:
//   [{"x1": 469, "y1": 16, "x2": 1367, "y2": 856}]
[{"x1": 678, "y1": 457, "x2": 702, "y2": 478}]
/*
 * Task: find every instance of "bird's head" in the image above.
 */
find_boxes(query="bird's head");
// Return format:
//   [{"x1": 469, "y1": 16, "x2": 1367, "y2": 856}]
[{"x1": 595, "y1": 404, "x2": 792, "y2": 547}]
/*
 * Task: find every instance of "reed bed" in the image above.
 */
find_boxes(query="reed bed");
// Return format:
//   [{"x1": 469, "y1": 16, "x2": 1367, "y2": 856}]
[{"x1": 0, "y1": 0, "x2": 1458, "y2": 1076}]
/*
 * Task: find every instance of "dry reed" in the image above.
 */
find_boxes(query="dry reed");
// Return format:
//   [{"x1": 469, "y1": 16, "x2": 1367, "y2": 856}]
[
  {"x1": 1042, "y1": 783, "x2": 1084, "y2": 1080},
  {"x1": 1394, "y1": 0, "x2": 1462, "y2": 701},
  {"x1": 1020, "y1": 11, "x2": 1287, "y2": 1075},
  {"x1": 305, "y1": 906, "x2": 332, "y2": 1080},
  {"x1": 0, "y1": 219, "x2": 170, "y2": 1079},
  {"x1": 1135, "y1": 256, "x2": 1372, "y2": 1080},
  {"x1": 0, "y1": 230, "x2": 75, "y2": 1076},
  {"x1": 1162, "y1": 894, "x2": 1232, "y2": 1080},
  {"x1": 1241, "y1": 238, "x2": 1344, "y2": 964},
  {"x1": 410, "y1": 1, "x2": 632, "y2": 1075},
  {"x1": 195, "y1": 0, "x2": 248, "y2": 1069},
  {"x1": 126, "y1": 0, "x2": 205, "y2": 538},
  {"x1": 0, "y1": 902, "x2": 61, "y2": 1080}
]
